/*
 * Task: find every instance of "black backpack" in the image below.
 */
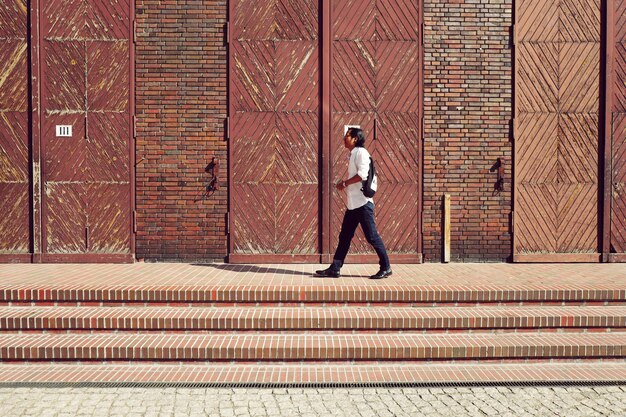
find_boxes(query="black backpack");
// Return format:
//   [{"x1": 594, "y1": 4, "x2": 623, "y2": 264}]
[{"x1": 361, "y1": 156, "x2": 378, "y2": 198}]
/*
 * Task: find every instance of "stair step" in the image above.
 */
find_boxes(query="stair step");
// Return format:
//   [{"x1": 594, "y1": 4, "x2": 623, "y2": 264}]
[
  {"x1": 1, "y1": 333, "x2": 624, "y2": 361},
  {"x1": 0, "y1": 362, "x2": 624, "y2": 385},
  {"x1": 3, "y1": 287, "x2": 624, "y2": 304},
  {"x1": 1, "y1": 306, "x2": 625, "y2": 331}
]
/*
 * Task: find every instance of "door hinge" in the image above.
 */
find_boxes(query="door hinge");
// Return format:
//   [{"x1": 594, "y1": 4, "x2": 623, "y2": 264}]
[
  {"x1": 225, "y1": 212, "x2": 230, "y2": 235},
  {"x1": 511, "y1": 118, "x2": 515, "y2": 142},
  {"x1": 421, "y1": 22, "x2": 424, "y2": 46},
  {"x1": 511, "y1": 24, "x2": 516, "y2": 46},
  {"x1": 225, "y1": 22, "x2": 230, "y2": 44},
  {"x1": 133, "y1": 20, "x2": 137, "y2": 44},
  {"x1": 133, "y1": 115, "x2": 137, "y2": 138},
  {"x1": 225, "y1": 116, "x2": 230, "y2": 140},
  {"x1": 133, "y1": 210, "x2": 137, "y2": 233},
  {"x1": 510, "y1": 211, "x2": 514, "y2": 234}
]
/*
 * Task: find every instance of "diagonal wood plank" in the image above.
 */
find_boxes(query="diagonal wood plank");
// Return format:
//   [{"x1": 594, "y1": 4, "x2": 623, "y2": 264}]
[
  {"x1": 332, "y1": 41, "x2": 376, "y2": 112},
  {"x1": 86, "y1": 183, "x2": 131, "y2": 254},
  {"x1": 559, "y1": 0, "x2": 600, "y2": 42},
  {"x1": 559, "y1": 42, "x2": 599, "y2": 114},
  {"x1": 0, "y1": 40, "x2": 27, "y2": 111},
  {"x1": 517, "y1": 0, "x2": 559, "y2": 43},
  {"x1": 558, "y1": 114, "x2": 598, "y2": 185},
  {"x1": 516, "y1": 43, "x2": 559, "y2": 113},
  {"x1": 232, "y1": 41, "x2": 276, "y2": 112},
  {"x1": 557, "y1": 183, "x2": 598, "y2": 253},
  {"x1": 376, "y1": 41, "x2": 419, "y2": 113},
  {"x1": 275, "y1": 41, "x2": 318, "y2": 112},
  {"x1": 516, "y1": 113, "x2": 558, "y2": 184},
  {"x1": 612, "y1": 114, "x2": 626, "y2": 253}
]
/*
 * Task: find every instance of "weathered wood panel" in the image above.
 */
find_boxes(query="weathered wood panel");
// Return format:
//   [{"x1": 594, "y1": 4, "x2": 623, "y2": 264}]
[
  {"x1": 0, "y1": 0, "x2": 30, "y2": 255},
  {"x1": 230, "y1": 0, "x2": 320, "y2": 256},
  {"x1": 40, "y1": 0, "x2": 131, "y2": 256},
  {"x1": 611, "y1": 0, "x2": 626, "y2": 256},
  {"x1": 331, "y1": 1, "x2": 420, "y2": 256},
  {"x1": 514, "y1": 0, "x2": 601, "y2": 260}
]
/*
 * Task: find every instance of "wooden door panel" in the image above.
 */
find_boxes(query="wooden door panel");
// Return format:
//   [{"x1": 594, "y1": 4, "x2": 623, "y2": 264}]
[
  {"x1": 516, "y1": 43, "x2": 559, "y2": 113},
  {"x1": 557, "y1": 183, "x2": 597, "y2": 253},
  {"x1": 514, "y1": 0, "x2": 601, "y2": 261},
  {"x1": 616, "y1": 43, "x2": 626, "y2": 113},
  {"x1": 43, "y1": 113, "x2": 88, "y2": 182},
  {"x1": 332, "y1": 0, "x2": 376, "y2": 41},
  {"x1": 231, "y1": 41, "x2": 275, "y2": 112},
  {"x1": 0, "y1": 1, "x2": 29, "y2": 257},
  {"x1": 230, "y1": 0, "x2": 320, "y2": 259},
  {"x1": 516, "y1": 184, "x2": 559, "y2": 253},
  {"x1": 559, "y1": 42, "x2": 599, "y2": 114},
  {"x1": 612, "y1": 107, "x2": 626, "y2": 253},
  {"x1": 558, "y1": 114, "x2": 598, "y2": 185},
  {"x1": 517, "y1": 0, "x2": 559, "y2": 43},
  {"x1": 39, "y1": 0, "x2": 132, "y2": 259},
  {"x1": 559, "y1": 0, "x2": 600, "y2": 42},
  {"x1": 87, "y1": 41, "x2": 130, "y2": 112},
  {"x1": 376, "y1": 0, "x2": 419, "y2": 41},
  {"x1": 86, "y1": 183, "x2": 130, "y2": 253},
  {"x1": 332, "y1": 41, "x2": 376, "y2": 112},
  {"x1": 376, "y1": 42, "x2": 419, "y2": 113},
  {"x1": 45, "y1": 183, "x2": 86, "y2": 254}
]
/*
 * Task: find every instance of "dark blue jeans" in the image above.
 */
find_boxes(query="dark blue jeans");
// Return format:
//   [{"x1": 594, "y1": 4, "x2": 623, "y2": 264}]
[{"x1": 332, "y1": 202, "x2": 390, "y2": 271}]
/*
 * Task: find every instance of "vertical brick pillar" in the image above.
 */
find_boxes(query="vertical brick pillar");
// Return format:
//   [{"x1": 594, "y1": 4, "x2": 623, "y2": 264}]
[
  {"x1": 135, "y1": 0, "x2": 228, "y2": 261},
  {"x1": 422, "y1": 0, "x2": 513, "y2": 261}
]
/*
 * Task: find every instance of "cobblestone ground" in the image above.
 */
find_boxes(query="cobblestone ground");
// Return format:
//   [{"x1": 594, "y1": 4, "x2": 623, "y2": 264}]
[{"x1": 0, "y1": 386, "x2": 625, "y2": 417}]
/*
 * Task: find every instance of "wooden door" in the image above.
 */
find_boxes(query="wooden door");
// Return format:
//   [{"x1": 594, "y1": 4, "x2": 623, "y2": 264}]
[
  {"x1": 514, "y1": 0, "x2": 602, "y2": 261},
  {"x1": 329, "y1": 0, "x2": 422, "y2": 263},
  {"x1": 0, "y1": 0, "x2": 30, "y2": 261},
  {"x1": 229, "y1": 0, "x2": 321, "y2": 262},
  {"x1": 40, "y1": 0, "x2": 132, "y2": 262},
  {"x1": 609, "y1": 0, "x2": 626, "y2": 261}
]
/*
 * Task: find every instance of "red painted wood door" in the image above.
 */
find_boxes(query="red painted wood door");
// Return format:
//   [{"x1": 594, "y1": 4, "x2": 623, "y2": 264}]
[
  {"x1": 329, "y1": 0, "x2": 422, "y2": 263},
  {"x1": 229, "y1": 0, "x2": 422, "y2": 263},
  {"x1": 0, "y1": 1, "x2": 30, "y2": 261},
  {"x1": 514, "y1": 0, "x2": 602, "y2": 262},
  {"x1": 610, "y1": 0, "x2": 626, "y2": 261},
  {"x1": 40, "y1": 0, "x2": 133, "y2": 261},
  {"x1": 229, "y1": 0, "x2": 321, "y2": 262}
]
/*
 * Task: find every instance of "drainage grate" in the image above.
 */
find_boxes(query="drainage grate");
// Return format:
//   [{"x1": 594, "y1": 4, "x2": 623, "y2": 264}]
[{"x1": 0, "y1": 380, "x2": 624, "y2": 389}]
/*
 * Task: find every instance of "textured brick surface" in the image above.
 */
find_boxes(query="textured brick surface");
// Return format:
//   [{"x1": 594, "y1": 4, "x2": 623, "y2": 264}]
[
  {"x1": 0, "y1": 263, "x2": 624, "y2": 304},
  {"x1": 0, "y1": 362, "x2": 624, "y2": 384},
  {"x1": 0, "y1": 333, "x2": 624, "y2": 361},
  {"x1": 1, "y1": 306, "x2": 624, "y2": 331},
  {"x1": 135, "y1": 0, "x2": 228, "y2": 262},
  {"x1": 422, "y1": 0, "x2": 513, "y2": 261}
]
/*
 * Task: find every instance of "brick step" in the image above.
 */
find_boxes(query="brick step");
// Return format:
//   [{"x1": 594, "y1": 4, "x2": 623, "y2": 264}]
[
  {"x1": 1, "y1": 333, "x2": 625, "y2": 361},
  {"x1": 3, "y1": 286, "x2": 624, "y2": 305},
  {"x1": 1, "y1": 306, "x2": 625, "y2": 331},
  {"x1": 0, "y1": 361, "x2": 625, "y2": 385}
]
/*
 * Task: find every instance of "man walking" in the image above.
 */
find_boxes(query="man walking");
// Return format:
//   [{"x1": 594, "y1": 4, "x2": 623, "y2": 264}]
[{"x1": 316, "y1": 128, "x2": 392, "y2": 279}]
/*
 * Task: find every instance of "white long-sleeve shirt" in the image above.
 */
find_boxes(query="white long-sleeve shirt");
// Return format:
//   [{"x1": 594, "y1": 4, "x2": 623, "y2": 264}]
[{"x1": 346, "y1": 147, "x2": 374, "y2": 210}]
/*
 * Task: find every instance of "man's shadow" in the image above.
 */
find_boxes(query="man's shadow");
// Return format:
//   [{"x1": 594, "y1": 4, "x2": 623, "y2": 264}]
[{"x1": 193, "y1": 263, "x2": 364, "y2": 278}]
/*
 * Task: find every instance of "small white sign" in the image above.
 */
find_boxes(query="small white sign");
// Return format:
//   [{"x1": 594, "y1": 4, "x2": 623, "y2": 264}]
[
  {"x1": 56, "y1": 125, "x2": 72, "y2": 137},
  {"x1": 344, "y1": 125, "x2": 360, "y2": 135}
]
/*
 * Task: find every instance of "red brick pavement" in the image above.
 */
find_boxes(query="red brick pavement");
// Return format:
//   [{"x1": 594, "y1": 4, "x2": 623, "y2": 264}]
[{"x1": 0, "y1": 263, "x2": 624, "y2": 303}]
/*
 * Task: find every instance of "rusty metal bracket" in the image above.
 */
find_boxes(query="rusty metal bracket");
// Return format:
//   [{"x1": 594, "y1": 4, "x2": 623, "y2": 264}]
[{"x1": 490, "y1": 158, "x2": 505, "y2": 192}]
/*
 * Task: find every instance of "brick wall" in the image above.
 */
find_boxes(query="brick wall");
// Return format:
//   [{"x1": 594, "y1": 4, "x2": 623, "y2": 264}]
[
  {"x1": 135, "y1": 0, "x2": 228, "y2": 261},
  {"x1": 422, "y1": 0, "x2": 513, "y2": 262},
  {"x1": 134, "y1": 0, "x2": 513, "y2": 262}
]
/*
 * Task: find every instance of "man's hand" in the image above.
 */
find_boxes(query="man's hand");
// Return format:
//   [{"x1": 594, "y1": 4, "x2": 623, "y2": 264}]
[{"x1": 336, "y1": 180, "x2": 346, "y2": 191}]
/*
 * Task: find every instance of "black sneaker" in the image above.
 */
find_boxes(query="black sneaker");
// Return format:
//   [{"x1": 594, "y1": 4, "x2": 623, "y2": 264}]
[
  {"x1": 314, "y1": 267, "x2": 340, "y2": 278},
  {"x1": 369, "y1": 269, "x2": 392, "y2": 279}
]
